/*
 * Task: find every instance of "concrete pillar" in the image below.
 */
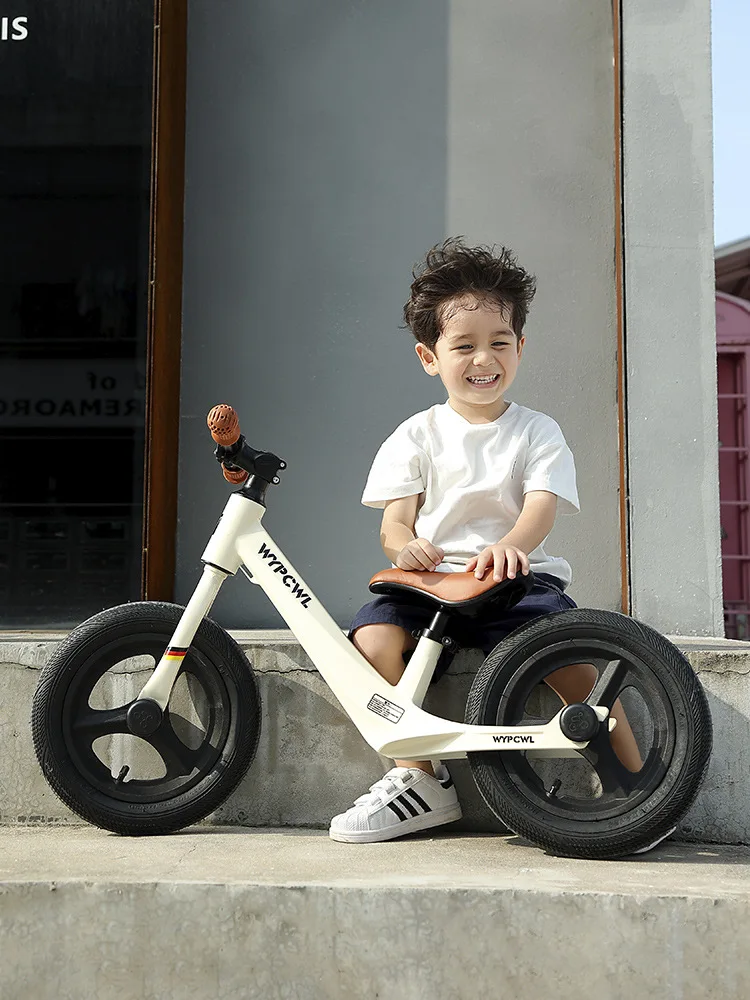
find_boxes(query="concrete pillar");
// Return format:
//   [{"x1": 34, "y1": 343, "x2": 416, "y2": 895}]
[{"x1": 622, "y1": 0, "x2": 723, "y2": 635}]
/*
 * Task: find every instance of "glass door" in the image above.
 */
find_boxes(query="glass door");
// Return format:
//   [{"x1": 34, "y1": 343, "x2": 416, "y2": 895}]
[{"x1": 0, "y1": 3, "x2": 157, "y2": 626}]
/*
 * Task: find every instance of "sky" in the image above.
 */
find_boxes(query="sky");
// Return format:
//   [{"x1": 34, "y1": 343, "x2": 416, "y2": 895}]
[{"x1": 712, "y1": 0, "x2": 750, "y2": 247}]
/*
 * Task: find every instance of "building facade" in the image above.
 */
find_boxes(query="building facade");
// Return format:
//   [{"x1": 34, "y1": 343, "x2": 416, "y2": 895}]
[{"x1": 0, "y1": 0, "x2": 721, "y2": 636}]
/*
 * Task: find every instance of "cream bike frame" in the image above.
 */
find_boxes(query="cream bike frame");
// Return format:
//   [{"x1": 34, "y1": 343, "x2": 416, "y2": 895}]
[{"x1": 137, "y1": 491, "x2": 611, "y2": 763}]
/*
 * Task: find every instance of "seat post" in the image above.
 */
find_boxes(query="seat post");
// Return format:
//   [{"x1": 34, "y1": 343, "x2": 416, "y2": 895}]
[
  {"x1": 396, "y1": 609, "x2": 458, "y2": 707},
  {"x1": 420, "y1": 608, "x2": 455, "y2": 646},
  {"x1": 416, "y1": 608, "x2": 460, "y2": 688}
]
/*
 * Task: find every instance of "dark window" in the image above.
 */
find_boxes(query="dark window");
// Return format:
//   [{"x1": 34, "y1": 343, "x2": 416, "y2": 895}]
[{"x1": 0, "y1": 3, "x2": 155, "y2": 626}]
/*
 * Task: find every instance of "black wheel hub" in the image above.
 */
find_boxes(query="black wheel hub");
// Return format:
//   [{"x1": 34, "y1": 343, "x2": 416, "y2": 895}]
[
  {"x1": 126, "y1": 699, "x2": 163, "y2": 737},
  {"x1": 559, "y1": 703, "x2": 600, "y2": 743}
]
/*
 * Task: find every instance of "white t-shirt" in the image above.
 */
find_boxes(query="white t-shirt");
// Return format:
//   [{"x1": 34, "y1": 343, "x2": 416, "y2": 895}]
[{"x1": 362, "y1": 401, "x2": 579, "y2": 586}]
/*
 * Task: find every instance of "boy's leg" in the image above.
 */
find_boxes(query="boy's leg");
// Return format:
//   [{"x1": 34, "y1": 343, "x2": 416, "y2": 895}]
[
  {"x1": 480, "y1": 580, "x2": 643, "y2": 773},
  {"x1": 329, "y1": 620, "x2": 461, "y2": 843},
  {"x1": 351, "y1": 623, "x2": 433, "y2": 774},
  {"x1": 544, "y1": 663, "x2": 643, "y2": 772}
]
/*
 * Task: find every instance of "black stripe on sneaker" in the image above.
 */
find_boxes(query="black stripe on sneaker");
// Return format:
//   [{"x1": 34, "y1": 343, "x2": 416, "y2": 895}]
[
  {"x1": 387, "y1": 800, "x2": 407, "y2": 821},
  {"x1": 404, "y1": 787, "x2": 431, "y2": 812},
  {"x1": 396, "y1": 794, "x2": 419, "y2": 818}
]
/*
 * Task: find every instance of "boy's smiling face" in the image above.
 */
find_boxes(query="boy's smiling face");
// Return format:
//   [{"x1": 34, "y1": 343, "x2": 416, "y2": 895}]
[{"x1": 415, "y1": 295, "x2": 525, "y2": 423}]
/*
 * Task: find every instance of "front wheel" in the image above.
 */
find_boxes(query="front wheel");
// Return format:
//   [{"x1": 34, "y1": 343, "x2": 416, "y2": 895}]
[
  {"x1": 465, "y1": 609, "x2": 712, "y2": 859},
  {"x1": 31, "y1": 602, "x2": 261, "y2": 835}
]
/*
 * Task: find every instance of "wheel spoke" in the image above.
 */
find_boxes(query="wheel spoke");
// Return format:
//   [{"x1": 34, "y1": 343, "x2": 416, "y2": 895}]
[
  {"x1": 74, "y1": 706, "x2": 130, "y2": 742},
  {"x1": 579, "y1": 731, "x2": 637, "y2": 796},
  {"x1": 168, "y1": 712, "x2": 209, "y2": 750},
  {"x1": 147, "y1": 720, "x2": 202, "y2": 779},
  {"x1": 586, "y1": 658, "x2": 629, "y2": 711}
]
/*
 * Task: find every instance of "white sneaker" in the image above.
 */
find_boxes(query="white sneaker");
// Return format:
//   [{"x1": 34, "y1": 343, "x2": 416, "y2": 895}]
[{"x1": 329, "y1": 765, "x2": 462, "y2": 844}]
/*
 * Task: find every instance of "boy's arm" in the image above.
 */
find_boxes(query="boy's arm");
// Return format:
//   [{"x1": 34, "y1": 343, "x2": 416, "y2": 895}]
[
  {"x1": 380, "y1": 494, "x2": 444, "y2": 571},
  {"x1": 496, "y1": 490, "x2": 557, "y2": 552},
  {"x1": 467, "y1": 490, "x2": 558, "y2": 581}
]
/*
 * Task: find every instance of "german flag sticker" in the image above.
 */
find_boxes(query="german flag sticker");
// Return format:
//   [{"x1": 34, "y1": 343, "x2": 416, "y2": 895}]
[{"x1": 163, "y1": 646, "x2": 188, "y2": 662}]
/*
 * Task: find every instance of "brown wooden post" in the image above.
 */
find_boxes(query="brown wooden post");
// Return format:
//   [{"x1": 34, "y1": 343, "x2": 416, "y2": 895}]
[{"x1": 142, "y1": 0, "x2": 188, "y2": 600}]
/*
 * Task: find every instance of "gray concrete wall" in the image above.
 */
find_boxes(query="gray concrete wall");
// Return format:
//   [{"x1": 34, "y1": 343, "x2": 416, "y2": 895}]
[
  {"x1": 622, "y1": 0, "x2": 723, "y2": 635},
  {"x1": 177, "y1": 0, "x2": 449, "y2": 627},
  {"x1": 6, "y1": 632, "x2": 747, "y2": 845},
  {"x1": 177, "y1": 0, "x2": 619, "y2": 628},
  {"x1": 445, "y1": 0, "x2": 620, "y2": 615}
]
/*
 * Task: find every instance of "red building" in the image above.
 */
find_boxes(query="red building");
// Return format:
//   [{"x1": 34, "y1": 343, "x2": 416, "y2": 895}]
[{"x1": 716, "y1": 237, "x2": 750, "y2": 637}]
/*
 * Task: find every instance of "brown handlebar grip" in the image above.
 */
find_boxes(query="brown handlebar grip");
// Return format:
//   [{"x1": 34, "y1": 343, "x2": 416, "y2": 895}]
[
  {"x1": 207, "y1": 404, "x2": 240, "y2": 446},
  {"x1": 222, "y1": 465, "x2": 249, "y2": 484}
]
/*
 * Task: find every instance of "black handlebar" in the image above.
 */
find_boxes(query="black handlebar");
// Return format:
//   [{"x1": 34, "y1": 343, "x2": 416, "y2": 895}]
[
  {"x1": 207, "y1": 404, "x2": 286, "y2": 505},
  {"x1": 214, "y1": 437, "x2": 286, "y2": 485}
]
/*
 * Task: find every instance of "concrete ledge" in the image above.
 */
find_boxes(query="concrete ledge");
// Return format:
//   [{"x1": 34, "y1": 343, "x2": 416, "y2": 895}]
[
  {"x1": 2, "y1": 631, "x2": 750, "y2": 842},
  {"x1": 2, "y1": 827, "x2": 750, "y2": 1000}
]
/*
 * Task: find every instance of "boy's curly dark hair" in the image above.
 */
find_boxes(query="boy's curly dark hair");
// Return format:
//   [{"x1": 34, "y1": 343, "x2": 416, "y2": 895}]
[{"x1": 404, "y1": 237, "x2": 537, "y2": 349}]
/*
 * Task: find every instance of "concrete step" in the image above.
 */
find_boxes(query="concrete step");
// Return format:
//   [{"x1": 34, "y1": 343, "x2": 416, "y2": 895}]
[
  {"x1": 2, "y1": 826, "x2": 750, "y2": 1000},
  {"x1": 2, "y1": 631, "x2": 750, "y2": 843}
]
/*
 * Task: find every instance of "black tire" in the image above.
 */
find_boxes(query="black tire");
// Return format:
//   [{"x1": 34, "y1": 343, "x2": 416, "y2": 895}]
[
  {"x1": 31, "y1": 602, "x2": 261, "y2": 836},
  {"x1": 465, "y1": 609, "x2": 712, "y2": 859}
]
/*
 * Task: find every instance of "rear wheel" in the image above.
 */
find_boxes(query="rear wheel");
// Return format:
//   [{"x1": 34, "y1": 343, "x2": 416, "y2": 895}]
[
  {"x1": 31, "y1": 602, "x2": 261, "y2": 835},
  {"x1": 465, "y1": 609, "x2": 712, "y2": 859}
]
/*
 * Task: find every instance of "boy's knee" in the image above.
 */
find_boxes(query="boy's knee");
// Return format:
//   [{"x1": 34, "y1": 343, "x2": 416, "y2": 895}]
[
  {"x1": 544, "y1": 661, "x2": 598, "y2": 702},
  {"x1": 352, "y1": 623, "x2": 412, "y2": 659}
]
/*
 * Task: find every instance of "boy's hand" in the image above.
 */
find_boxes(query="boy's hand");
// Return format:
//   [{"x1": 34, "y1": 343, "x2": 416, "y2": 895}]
[
  {"x1": 395, "y1": 539, "x2": 445, "y2": 572},
  {"x1": 466, "y1": 545, "x2": 530, "y2": 582}
]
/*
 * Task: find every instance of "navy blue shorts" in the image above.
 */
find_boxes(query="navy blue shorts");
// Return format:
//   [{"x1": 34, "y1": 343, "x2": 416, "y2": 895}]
[{"x1": 349, "y1": 573, "x2": 576, "y2": 657}]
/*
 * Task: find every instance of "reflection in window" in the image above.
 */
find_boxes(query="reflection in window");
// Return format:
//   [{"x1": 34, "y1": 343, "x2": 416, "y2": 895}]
[{"x1": 0, "y1": 3, "x2": 155, "y2": 626}]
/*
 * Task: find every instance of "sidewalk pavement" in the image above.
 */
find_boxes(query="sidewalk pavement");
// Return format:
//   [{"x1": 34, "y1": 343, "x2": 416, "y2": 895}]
[{"x1": 2, "y1": 826, "x2": 750, "y2": 1000}]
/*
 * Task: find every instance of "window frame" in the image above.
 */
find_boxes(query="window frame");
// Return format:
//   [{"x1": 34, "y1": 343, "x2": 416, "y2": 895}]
[{"x1": 142, "y1": 0, "x2": 188, "y2": 600}]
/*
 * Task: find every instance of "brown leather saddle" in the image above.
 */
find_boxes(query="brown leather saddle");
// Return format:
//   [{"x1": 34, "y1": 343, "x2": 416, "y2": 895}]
[{"x1": 368, "y1": 567, "x2": 535, "y2": 617}]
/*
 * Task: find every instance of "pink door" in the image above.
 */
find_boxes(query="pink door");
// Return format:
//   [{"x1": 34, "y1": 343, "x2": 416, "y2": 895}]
[{"x1": 717, "y1": 292, "x2": 750, "y2": 638}]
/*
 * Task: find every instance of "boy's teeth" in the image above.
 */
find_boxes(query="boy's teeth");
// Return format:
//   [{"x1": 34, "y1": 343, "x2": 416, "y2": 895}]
[{"x1": 469, "y1": 375, "x2": 498, "y2": 383}]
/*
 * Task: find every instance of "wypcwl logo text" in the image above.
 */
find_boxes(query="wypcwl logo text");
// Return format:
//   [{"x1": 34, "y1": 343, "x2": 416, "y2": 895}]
[
  {"x1": 493, "y1": 735, "x2": 534, "y2": 744},
  {"x1": 258, "y1": 542, "x2": 311, "y2": 608},
  {"x1": 1, "y1": 16, "x2": 28, "y2": 40}
]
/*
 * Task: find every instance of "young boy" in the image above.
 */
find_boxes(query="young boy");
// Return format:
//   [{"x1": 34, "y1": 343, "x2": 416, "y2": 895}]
[{"x1": 329, "y1": 239, "x2": 636, "y2": 845}]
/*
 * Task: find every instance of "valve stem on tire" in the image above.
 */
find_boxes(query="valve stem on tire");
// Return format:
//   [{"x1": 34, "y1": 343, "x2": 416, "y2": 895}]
[
  {"x1": 546, "y1": 778, "x2": 562, "y2": 799},
  {"x1": 115, "y1": 766, "x2": 130, "y2": 785}
]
